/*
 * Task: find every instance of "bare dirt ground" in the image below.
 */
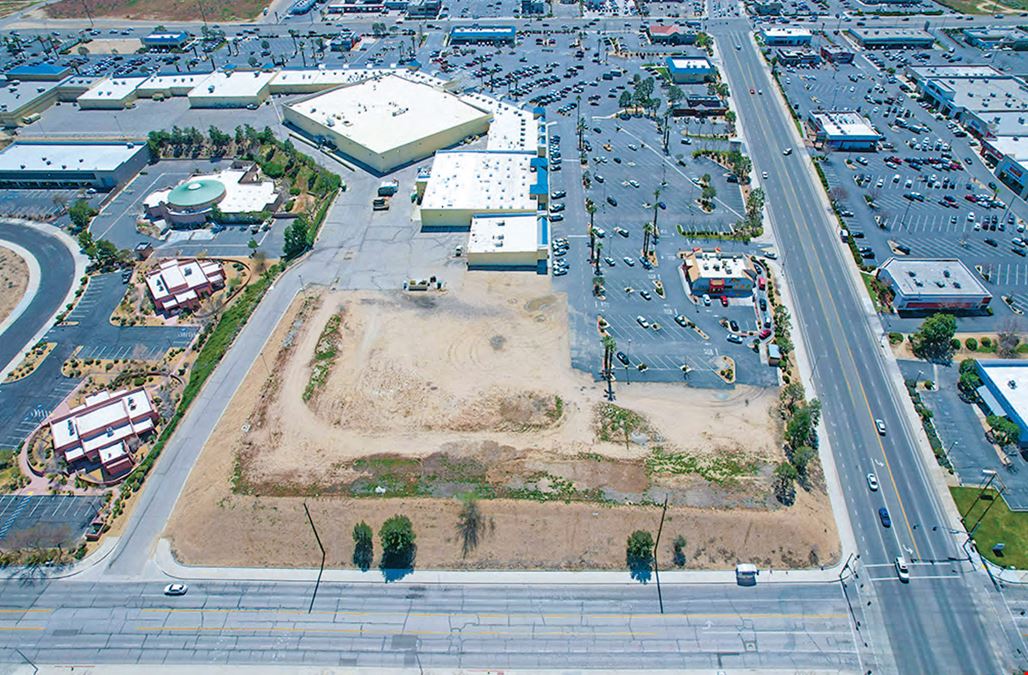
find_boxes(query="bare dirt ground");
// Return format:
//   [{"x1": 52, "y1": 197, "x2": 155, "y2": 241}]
[
  {"x1": 0, "y1": 246, "x2": 28, "y2": 328},
  {"x1": 167, "y1": 275, "x2": 838, "y2": 570},
  {"x1": 43, "y1": 0, "x2": 265, "y2": 20}
]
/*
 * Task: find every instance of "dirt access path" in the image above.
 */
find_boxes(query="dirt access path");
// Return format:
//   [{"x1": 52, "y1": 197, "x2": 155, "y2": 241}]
[
  {"x1": 167, "y1": 275, "x2": 838, "y2": 571},
  {"x1": 0, "y1": 246, "x2": 29, "y2": 329}
]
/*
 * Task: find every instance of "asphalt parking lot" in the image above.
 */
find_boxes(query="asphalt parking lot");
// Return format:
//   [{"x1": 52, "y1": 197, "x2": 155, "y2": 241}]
[
  {"x1": 88, "y1": 159, "x2": 286, "y2": 258},
  {"x1": 0, "y1": 495, "x2": 105, "y2": 549},
  {"x1": 0, "y1": 190, "x2": 91, "y2": 222},
  {"x1": 775, "y1": 33, "x2": 1028, "y2": 331},
  {"x1": 0, "y1": 273, "x2": 197, "y2": 453},
  {"x1": 898, "y1": 360, "x2": 1028, "y2": 511}
]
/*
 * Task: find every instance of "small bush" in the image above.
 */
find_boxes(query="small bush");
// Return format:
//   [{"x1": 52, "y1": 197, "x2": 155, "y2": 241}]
[
  {"x1": 626, "y1": 530, "x2": 654, "y2": 564},
  {"x1": 964, "y1": 337, "x2": 978, "y2": 351},
  {"x1": 981, "y1": 336, "x2": 993, "y2": 348}
]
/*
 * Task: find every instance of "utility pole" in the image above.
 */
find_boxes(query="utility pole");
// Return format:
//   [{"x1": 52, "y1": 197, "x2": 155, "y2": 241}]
[
  {"x1": 653, "y1": 494, "x2": 669, "y2": 614},
  {"x1": 303, "y1": 502, "x2": 327, "y2": 613}
]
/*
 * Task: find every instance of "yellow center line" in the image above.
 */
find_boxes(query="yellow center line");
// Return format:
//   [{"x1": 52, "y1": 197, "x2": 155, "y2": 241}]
[
  {"x1": 734, "y1": 46, "x2": 923, "y2": 560},
  {"x1": 0, "y1": 626, "x2": 45, "y2": 631},
  {"x1": 140, "y1": 608, "x2": 845, "y2": 620},
  {"x1": 0, "y1": 609, "x2": 51, "y2": 614}
]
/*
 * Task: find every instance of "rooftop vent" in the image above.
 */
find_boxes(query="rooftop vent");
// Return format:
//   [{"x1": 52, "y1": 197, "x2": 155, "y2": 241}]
[{"x1": 1008, "y1": 380, "x2": 1017, "y2": 390}]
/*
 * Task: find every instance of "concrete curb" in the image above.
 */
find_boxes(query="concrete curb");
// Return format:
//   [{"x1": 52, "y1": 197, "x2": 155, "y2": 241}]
[
  {"x1": 0, "y1": 536, "x2": 118, "y2": 582},
  {"x1": 0, "y1": 220, "x2": 87, "y2": 381},
  {"x1": 0, "y1": 240, "x2": 41, "y2": 340},
  {"x1": 154, "y1": 539, "x2": 848, "y2": 586}
]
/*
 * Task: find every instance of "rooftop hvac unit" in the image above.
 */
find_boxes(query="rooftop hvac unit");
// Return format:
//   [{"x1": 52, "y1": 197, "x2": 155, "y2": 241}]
[
  {"x1": 954, "y1": 282, "x2": 962, "y2": 288},
  {"x1": 943, "y1": 270, "x2": 951, "y2": 277},
  {"x1": 1009, "y1": 380, "x2": 1018, "y2": 390}
]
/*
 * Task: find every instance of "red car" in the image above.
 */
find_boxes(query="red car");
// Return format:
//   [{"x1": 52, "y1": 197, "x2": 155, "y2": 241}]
[
  {"x1": 757, "y1": 276, "x2": 766, "y2": 290},
  {"x1": 720, "y1": 296, "x2": 729, "y2": 307},
  {"x1": 750, "y1": 88, "x2": 755, "y2": 94},
  {"x1": 759, "y1": 328, "x2": 772, "y2": 340}
]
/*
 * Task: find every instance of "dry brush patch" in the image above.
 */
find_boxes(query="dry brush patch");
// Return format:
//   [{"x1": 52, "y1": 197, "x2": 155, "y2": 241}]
[{"x1": 167, "y1": 276, "x2": 838, "y2": 570}]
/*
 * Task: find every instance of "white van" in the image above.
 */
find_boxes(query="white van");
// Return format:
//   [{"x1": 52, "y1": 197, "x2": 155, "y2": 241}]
[{"x1": 736, "y1": 563, "x2": 759, "y2": 586}]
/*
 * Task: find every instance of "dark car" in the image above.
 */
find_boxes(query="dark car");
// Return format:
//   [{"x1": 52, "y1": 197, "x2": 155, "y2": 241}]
[
  {"x1": 607, "y1": 196, "x2": 618, "y2": 207},
  {"x1": 616, "y1": 351, "x2": 629, "y2": 365},
  {"x1": 878, "y1": 507, "x2": 892, "y2": 528}
]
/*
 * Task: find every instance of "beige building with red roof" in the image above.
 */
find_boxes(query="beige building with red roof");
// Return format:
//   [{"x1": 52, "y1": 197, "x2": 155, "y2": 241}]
[
  {"x1": 145, "y1": 258, "x2": 225, "y2": 314},
  {"x1": 49, "y1": 387, "x2": 158, "y2": 476}
]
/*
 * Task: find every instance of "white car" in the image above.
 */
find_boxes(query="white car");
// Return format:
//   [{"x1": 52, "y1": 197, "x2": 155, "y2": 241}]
[
  {"x1": 875, "y1": 419, "x2": 886, "y2": 435},
  {"x1": 163, "y1": 583, "x2": 188, "y2": 596},
  {"x1": 866, "y1": 473, "x2": 879, "y2": 491},
  {"x1": 636, "y1": 315, "x2": 650, "y2": 329},
  {"x1": 782, "y1": 147, "x2": 792, "y2": 156},
  {"x1": 895, "y1": 556, "x2": 910, "y2": 583},
  {"x1": 762, "y1": 171, "x2": 769, "y2": 179}
]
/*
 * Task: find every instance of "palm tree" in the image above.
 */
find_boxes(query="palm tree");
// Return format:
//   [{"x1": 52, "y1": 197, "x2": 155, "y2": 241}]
[
  {"x1": 652, "y1": 187, "x2": 662, "y2": 240},
  {"x1": 602, "y1": 334, "x2": 617, "y2": 398},
  {"x1": 586, "y1": 200, "x2": 598, "y2": 261},
  {"x1": 594, "y1": 242, "x2": 603, "y2": 276},
  {"x1": 642, "y1": 223, "x2": 654, "y2": 259},
  {"x1": 592, "y1": 275, "x2": 605, "y2": 298}
]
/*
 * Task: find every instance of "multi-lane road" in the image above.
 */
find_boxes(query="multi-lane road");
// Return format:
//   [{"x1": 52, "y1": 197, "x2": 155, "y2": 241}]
[
  {"x1": 0, "y1": 7, "x2": 1027, "y2": 672},
  {"x1": 715, "y1": 18, "x2": 1025, "y2": 671}
]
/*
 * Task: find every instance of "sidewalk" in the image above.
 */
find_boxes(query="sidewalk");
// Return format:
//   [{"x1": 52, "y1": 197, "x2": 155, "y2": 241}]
[{"x1": 154, "y1": 539, "x2": 847, "y2": 586}]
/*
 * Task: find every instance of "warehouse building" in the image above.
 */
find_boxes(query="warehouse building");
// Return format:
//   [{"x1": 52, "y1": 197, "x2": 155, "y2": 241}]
[
  {"x1": 449, "y1": 26, "x2": 517, "y2": 45},
  {"x1": 467, "y1": 213, "x2": 549, "y2": 271},
  {"x1": 284, "y1": 73, "x2": 492, "y2": 174},
  {"x1": 143, "y1": 164, "x2": 280, "y2": 227},
  {"x1": 461, "y1": 92, "x2": 546, "y2": 155},
  {"x1": 759, "y1": 27, "x2": 813, "y2": 46},
  {"x1": 419, "y1": 150, "x2": 542, "y2": 229},
  {"x1": 0, "y1": 77, "x2": 68, "y2": 127},
  {"x1": 665, "y1": 56, "x2": 716, "y2": 84},
  {"x1": 808, "y1": 110, "x2": 881, "y2": 150},
  {"x1": 49, "y1": 387, "x2": 158, "y2": 477},
  {"x1": 962, "y1": 26, "x2": 1028, "y2": 51},
  {"x1": 876, "y1": 257, "x2": 991, "y2": 313},
  {"x1": 136, "y1": 72, "x2": 211, "y2": 98},
  {"x1": 910, "y1": 65, "x2": 1028, "y2": 131},
  {"x1": 0, "y1": 141, "x2": 148, "y2": 188},
  {"x1": 187, "y1": 69, "x2": 275, "y2": 108},
  {"x1": 848, "y1": 28, "x2": 934, "y2": 49},
  {"x1": 975, "y1": 360, "x2": 1028, "y2": 446},
  {"x1": 681, "y1": 250, "x2": 757, "y2": 296}
]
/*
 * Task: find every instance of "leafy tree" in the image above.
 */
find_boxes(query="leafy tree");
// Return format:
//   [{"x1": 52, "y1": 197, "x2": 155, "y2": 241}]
[
  {"x1": 672, "y1": 535, "x2": 687, "y2": 567},
  {"x1": 282, "y1": 218, "x2": 309, "y2": 259},
  {"x1": 773, "y1": 461, "x2": 797, "y2": 505},
  {"x1": 457, "y1": 498, "x2": 484, "y2": 558},
  {"x1": 619, "y1": 90, "x2": 632, "y2": 109},
  {"x1": 380, "y1": 515, "x2": 416, "y2": 567},
  {"x1": 785, "y1": 399, "x2": 821, "y2": 450},
  {"x1": 911, "y1": 313, "x2": 957, "y2": 361},
  {"x1": 352, "y1": 521, "x2": 373, "y2": 571},
  {"x1": 987, "y1": 415, "x2": 1021, "y2": 447},
  {"x1": 68, "y1": 199, "x2": 98, "y2": 232},
  {"x1": 791, "y1": 445, "x2": 817, "y2": 483},
  {"x1": 958, "y1": 358, "x2": 981, "y2": 394},
  {"x1": 626, "y1": 530, "x2": 654, "y2": 565}
]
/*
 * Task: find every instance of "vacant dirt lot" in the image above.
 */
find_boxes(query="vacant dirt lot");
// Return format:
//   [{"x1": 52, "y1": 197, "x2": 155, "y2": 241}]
[
  {"x1": 167, "y1": 276, "x2": 838, "y2": 570},
  {"x1": 0, "y1": 246, "x2": 28, "y2": 328},
  {"x1": 44, "y1": 0, "x2": 265, "y2": 21}
]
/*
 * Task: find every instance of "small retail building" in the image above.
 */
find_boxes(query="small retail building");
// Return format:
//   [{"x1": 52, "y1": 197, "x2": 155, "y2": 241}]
[
  {"x1": 820, "y1": 45, "x2": 854, "y2": 64},
  {"x1": 848, "y1": 28, "x2": 934, "y2": 49},
  {"x1": 991, "y1": 136, "x2": 1028, "y2": 200},
  {"x1": 467, "y1": 213, "x2": 549, "y2": 271},
  {"x1": 759, "y1": 28, "x2": 813, "y2": 46},
  {"x1": 5, "y1": 63, "x2": 73, "y2": 81},
  {"x1": 285, "y1": 74, "x2": 492, "y2": 174},
  {"x1": 141, "y1": 31, "x2": 191, "y2": 50},
  {"x1": 143, "y1": 164, "x2": 280, "y2": 227},
  {"x1": 186, "y1": 69, "x2": 276, "y2": 108},
  {"x1": 144, "y1": 258, "x2": 226, "y2": 313},
  {"x1": 665, "y1": 56, "x2": 716, "y2": 84},
  {"x1": 49, "y1": 387, "x2": 158, "y2": 476},
  {"x1": 975, "y1": 360, "x2": 1028, "y2": 446},
  {"x1": 77, "y1": 76, "x2": 147, "y2": 109},
  {"x1": 0, "y1": 141, "x2": 148, "y2": 188},
  {"x1": 449, "y1": 26, "x2": 517, "y2": 45},
  {"x1": 808, "y1": 110, "x2": 881, "y2": 150},
  {"x1": 647, "y1": 24, "x2": 695, "y2": 45},
  {"x1": 681, "y1": 250, "x2": 757, "y2": 296},
  {"x1": 775, "y1": 48, "x2": 820, "y2": 66},
  {"x1": 962, "y1": 27, "x2": 1028, "y2": 51},
  {"x1": 876, "y1": 257, "x2": 991, "y2": 313}
]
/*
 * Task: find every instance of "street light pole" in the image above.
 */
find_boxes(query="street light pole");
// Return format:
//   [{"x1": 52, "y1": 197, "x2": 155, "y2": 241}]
[{"x1": 960, "y1": 470, "x2": 996, "y2": 520}]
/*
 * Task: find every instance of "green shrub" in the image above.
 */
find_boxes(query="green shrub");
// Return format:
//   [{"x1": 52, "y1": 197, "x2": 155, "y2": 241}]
[
  {"x1": 964, "y1": 337, "x2": 978, "y2": 351},
  {"x1": 626, "y1": 530, "x2": 654, "y2": 564}
]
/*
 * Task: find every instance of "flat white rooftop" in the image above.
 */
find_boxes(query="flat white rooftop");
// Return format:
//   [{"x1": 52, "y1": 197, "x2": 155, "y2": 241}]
[
  {"x1": 667, "y1": 57, "x2": 714, "y2": 70},
  {"x1": 878, "y1": 257, "x2": 988, "y2": 296},
  {"x1": 810, "y1": 110, "x2": 880, "y2": 139},
  {"x1": 762, "y1": 27, "x2": 812, "y2": 37},
  {"x1": 422, "y1": 150, "x2": 537, "y2": 212},
  {"x1": 0, "y1": 78, "x2": 62, "y2": 113},
  {"x1": 0, "y1": 142, "x2": 143, "y2": 172},
  {"x1": 77, "y1": 76, "x2": 146, "y2": 104},
  {"x1": 137, "y1": 73, "x2": 211, "y2": 93},
  {"x1": 991, "y1": 135, "x2": 1028, "y2": 164},
  {"x1": 979, "y1": 362, "x2": 1028, "y2": 419},
  {"x1": 288, "y1": 74, "x2": 491, "y2": 155},
  {"x1": 460, "y1": 92, "x2": 539, "y2": 152},
  {"x1": 468, "y1": 213, "x2": 541, "y2": 254},
  {"x1": 188, "y1": 70, "x2": 275, "y2": 100}
]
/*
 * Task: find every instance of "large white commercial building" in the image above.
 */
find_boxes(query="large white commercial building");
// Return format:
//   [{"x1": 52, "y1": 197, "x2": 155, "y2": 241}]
[
  {"x1": 990, "y1": 136, "x2": 1028, "y2": 200},
  {"x1": 187, "y1": 70, "x2": 276, "y2": 108},
  {"x1": 975, "y1": 360, "x2": 1028, "y2": 447},
  {"x1": 419, "y1": 150, "x2": 544, "y2": 228},
  {"x1": 284, "y1": 74, "x2": 492, "y2": 173},
  {"x1": 467, "y1": 213, "x2": 549, "y2": 270},
  {"x1": 759, "y1": 27, "x2": 812, "y2": 46},
  {"x1": 77, "y1": 76, "x2": 148, "y2": 109},
  {"x1": 876, "y1": 257, "x2": 991, "y2": 313},
  {"x1": 0, "y1": 141, "x2": 149, "y2": 188}
]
